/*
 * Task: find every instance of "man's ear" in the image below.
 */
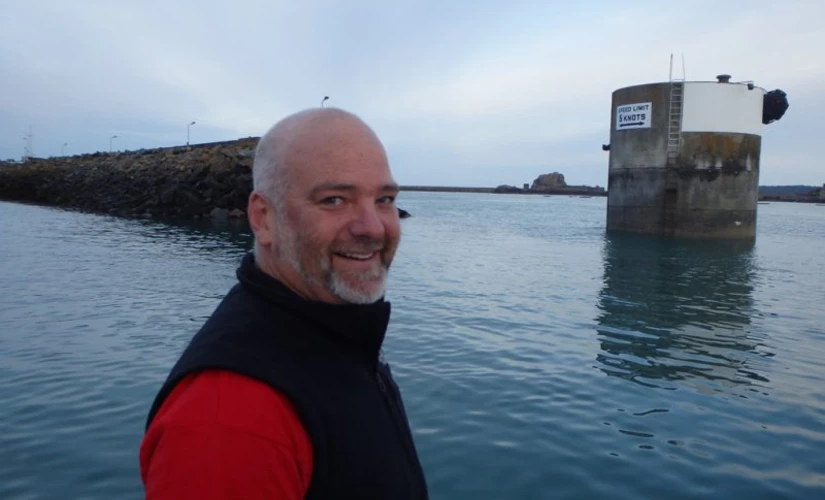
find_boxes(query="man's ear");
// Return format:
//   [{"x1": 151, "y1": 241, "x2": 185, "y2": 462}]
[{"x1": 247, "y1": 191, "x2": 275, "y2": 247}]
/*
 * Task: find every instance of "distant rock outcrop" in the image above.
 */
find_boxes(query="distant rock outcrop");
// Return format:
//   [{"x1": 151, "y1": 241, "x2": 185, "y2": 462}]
[
  {"x1": 493, "y1": 184, "x2": 524, "y2": 194},
  {"x1": 531, "y1": 173, "x2": 567, "y2": 192},
  {"x1": 526, "y1": 172, "x2": 606, "y2": 196}
]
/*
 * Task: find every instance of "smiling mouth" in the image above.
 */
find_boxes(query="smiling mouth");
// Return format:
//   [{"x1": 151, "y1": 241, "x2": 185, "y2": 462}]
[{"x1": 336, "y1": 251, "x2": 378, "y2": 261}]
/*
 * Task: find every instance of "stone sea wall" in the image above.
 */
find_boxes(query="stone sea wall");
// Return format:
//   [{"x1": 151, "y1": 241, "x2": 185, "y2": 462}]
[
  {"x1": 0, "y1": 139, "x2": 259, "y2": 219},
  {"x1": 0, "y1": 138, "x2": 611, "y2": 219}
]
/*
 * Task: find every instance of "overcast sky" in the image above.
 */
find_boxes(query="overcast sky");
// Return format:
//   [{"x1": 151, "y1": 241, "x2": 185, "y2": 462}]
[{"x1": 1, "y1": 0, "x2": 823, "y2": 187}]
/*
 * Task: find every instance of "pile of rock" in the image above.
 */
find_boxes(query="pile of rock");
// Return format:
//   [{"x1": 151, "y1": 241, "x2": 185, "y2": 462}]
[
  {"x1": 530, "y1": 173, "x2": 567, "y2": 192},
  {"x1": 0, "y1": 138, "x2": 258, "y2": 219},
  {"x1": 493, "y1": 184, "x2": 524, "y2": 194}
]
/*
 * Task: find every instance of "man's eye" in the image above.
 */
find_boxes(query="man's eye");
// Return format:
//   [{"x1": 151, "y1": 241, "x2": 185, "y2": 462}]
[
  {"x1": 378, "y1": 196, "x2": 396, "y2": 205},
  {"x1": 320, "y1": 196, "x2": 344, "y2": 206}
]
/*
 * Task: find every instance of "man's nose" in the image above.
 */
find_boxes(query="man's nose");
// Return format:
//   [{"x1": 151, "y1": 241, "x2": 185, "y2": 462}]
[{"x1": 349, "y1": 202, "x2": 386, "y2": 240}]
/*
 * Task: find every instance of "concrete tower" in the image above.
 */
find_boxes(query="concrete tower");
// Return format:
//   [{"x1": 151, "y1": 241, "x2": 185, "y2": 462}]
[{"x1": 606, "y1": 74, "x2": 787, "y2": 238}]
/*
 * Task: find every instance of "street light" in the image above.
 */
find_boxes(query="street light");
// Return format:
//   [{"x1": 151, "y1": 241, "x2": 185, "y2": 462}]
[
  {"x1": 187, "y1": 121, "x2": 196, "y2": 146},
  {"x1": 110, "y1": 135, "x2": 118, "y2": 152},
  {"x1": 62, "y1": 142, "x2": 68, "y2": 156},
  {"x1": 321, "y1": 96, "x2": 329, "y2": 108}
]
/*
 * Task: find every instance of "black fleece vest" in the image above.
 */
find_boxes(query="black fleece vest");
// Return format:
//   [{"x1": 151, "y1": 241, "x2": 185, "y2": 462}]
[{"x1": 145, "y1": 254, "x2": 429, "y2": 499}]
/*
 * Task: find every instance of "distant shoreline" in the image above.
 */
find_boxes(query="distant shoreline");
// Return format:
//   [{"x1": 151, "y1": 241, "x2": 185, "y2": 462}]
[
  {"x1": 399, "y1": 186, "x2": 823, "y2": 202},
  {"x1": 757, "y1": 194, "x2": 823, "y2": 203},
  {"x1": 400, "y1": 185, "x2": 608, "y2": 196},
  {"x1": 400, "y1": 185, "x2": 494, "y2": 193}
]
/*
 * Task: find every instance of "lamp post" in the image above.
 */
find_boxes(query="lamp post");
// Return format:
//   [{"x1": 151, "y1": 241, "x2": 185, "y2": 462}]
[
  {"x1": 187, "y1": 121, "x2": 196, "y2": 146},
  {"x1": 110, "y1": 135, "x2": 118, "y2": 152},
  {"x1": 62, "y1": 142, "x2": 68, "y2": 156},
  {"x1": 321, "y1": 96, "x2": 329, "y2": 108}
]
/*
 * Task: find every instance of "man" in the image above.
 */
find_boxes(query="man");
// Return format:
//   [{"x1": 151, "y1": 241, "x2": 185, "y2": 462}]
[{"x1": 139, "y1": 108, "x2": 429, "y2": 499}]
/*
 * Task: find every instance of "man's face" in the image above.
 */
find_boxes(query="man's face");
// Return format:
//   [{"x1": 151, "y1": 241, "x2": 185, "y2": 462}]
[{"x1": 270, "y1": 125, "x2": 401, "y2": 304}]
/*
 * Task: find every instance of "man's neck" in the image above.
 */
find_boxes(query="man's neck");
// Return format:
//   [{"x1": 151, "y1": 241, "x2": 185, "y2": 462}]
[{"x1": 252, "y1": 249, "x2": 344, "y2": 305}]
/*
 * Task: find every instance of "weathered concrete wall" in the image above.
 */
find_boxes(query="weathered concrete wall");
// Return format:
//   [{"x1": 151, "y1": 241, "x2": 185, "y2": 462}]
[
  {"x1": 607, "y1": 80, "x2": 762, "y2": 239},
  {"x1": 667, "y1": 132, "x2": 760, "y2": 238},
  {"x1": 608, "y1": 83, "x2": 670, "y2": 170},
  {"x1": 679, "y1": 133, "x2": 760, "y2": 172},
  {"x1": 607, "y1": 83, "x2": 672, "y2": 235},
  {"x1": 607, "y1": 168, "x2": 666, "y2": 233},
  {"x1": 608, "y1": 135, "x2": 761, "y2": 238},
  {"x1": 0, "y1": 139, "x2": 258, "y2": 218}
]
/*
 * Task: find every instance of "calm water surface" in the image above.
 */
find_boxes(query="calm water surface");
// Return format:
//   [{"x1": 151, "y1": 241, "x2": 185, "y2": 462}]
[{"x1": 1, "y1": 194, "x2": 824, "y2": 499}]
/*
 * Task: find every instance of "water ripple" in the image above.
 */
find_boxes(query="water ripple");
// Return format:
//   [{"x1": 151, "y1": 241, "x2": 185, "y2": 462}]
[{"x1": 2, "y1": 197, "x2": 825, "y2": 498}]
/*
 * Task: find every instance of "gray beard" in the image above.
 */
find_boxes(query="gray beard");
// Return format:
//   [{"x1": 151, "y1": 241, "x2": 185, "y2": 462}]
[
  {"x1": 327, "y1": 262, "x2": 387, "y2": 304},
  {"x1": 276, "y1": 219, "x2": 388, "y2": 304}
]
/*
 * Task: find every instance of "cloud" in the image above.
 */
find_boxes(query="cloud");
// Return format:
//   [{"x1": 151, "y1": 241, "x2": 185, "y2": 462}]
[{"x1": 0, "y1": 0, "x2": 822, "y2": 186}]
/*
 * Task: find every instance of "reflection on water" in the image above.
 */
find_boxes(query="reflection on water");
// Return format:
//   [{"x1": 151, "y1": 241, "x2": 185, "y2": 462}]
[
  {"x1": 2, "y1": 199, "x2": 825, "y2": 499},
  {"x1": 596, "y1": 233, "x2": 771, "y2": 392},
  {"x1": 134, "y1": 216, "x2": 254, "y2": 253}
]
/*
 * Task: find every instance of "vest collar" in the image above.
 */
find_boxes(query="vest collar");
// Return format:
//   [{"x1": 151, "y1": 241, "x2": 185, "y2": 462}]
[{"x1": 236, "y1": 253, "x2": 391, "y2": 366}]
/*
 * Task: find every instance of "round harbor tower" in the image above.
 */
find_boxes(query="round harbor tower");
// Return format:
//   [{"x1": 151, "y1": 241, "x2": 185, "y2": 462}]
[{"x1": 605, "y1": 74, "x2": 788, "y2": 238}]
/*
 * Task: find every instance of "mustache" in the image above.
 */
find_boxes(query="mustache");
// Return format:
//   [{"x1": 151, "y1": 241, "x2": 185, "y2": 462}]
[{"x1": 332, "y1": 237, "x2": 386, "y2": 254}]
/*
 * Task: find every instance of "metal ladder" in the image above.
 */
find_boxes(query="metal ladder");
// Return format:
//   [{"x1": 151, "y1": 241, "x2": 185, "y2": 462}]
[
  {"x1": 666, "y1": 82, "x2": 683, "y2": 167},
  {"x1": 663, "y1": 55, "x2": 686, "y2": 235},
  {"x1": 663, "y1": 79, "x2": 684, "y2": 235}
]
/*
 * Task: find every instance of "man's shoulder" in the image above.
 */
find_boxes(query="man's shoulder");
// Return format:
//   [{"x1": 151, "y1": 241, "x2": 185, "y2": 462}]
[
  {"x1": 154, "y1": 369, "x2": 305, "y2": 441},
  {"x1": 140, "y1": 369, "x2": 314, "y2": 497}
]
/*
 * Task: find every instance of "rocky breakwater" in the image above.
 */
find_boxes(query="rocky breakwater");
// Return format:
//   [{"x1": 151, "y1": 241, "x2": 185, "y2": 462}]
[{"x1": 0, "y1": 139, "x2": 259, "y2": 219}]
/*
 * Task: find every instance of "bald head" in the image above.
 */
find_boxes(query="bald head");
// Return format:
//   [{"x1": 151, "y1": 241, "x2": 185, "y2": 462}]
[
  {"x1": 252, "y1": 108, "x2": 387, "y2": 208},
  {"x1": 247, "y1": 107, "x2": 400, "y2": 304}
]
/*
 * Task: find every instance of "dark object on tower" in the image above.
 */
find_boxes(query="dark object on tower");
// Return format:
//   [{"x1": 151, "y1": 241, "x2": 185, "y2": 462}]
[{"x1": 763, "y1": 89, "x2": 789, "y2": 125}]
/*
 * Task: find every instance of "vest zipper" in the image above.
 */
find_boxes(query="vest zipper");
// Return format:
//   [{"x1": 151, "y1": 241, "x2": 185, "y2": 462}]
[{"x1": 375, "y1": 369, "x2": 428, "y2": 498}]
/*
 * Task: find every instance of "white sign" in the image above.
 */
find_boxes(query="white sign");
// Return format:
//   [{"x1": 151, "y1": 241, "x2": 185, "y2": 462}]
[{"x1": 616, "y1": 102, "x2": 652, "y2": 130}]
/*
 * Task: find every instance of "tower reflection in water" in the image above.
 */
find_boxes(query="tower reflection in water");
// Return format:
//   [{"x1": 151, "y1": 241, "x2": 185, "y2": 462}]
[{"x1": 596, "y1": 233, "x2": 771, "y2": 392}]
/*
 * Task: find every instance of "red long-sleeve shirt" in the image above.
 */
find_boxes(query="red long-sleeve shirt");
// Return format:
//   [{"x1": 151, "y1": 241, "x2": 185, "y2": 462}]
[{"x1": 139, "y1": 369, "x2": 313, "y2": 499}]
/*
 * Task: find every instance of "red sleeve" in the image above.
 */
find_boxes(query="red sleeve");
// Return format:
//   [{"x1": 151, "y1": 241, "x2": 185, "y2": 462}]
[{"x1": 139, "y1": 369, "x2": 313, "y2": 500}]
